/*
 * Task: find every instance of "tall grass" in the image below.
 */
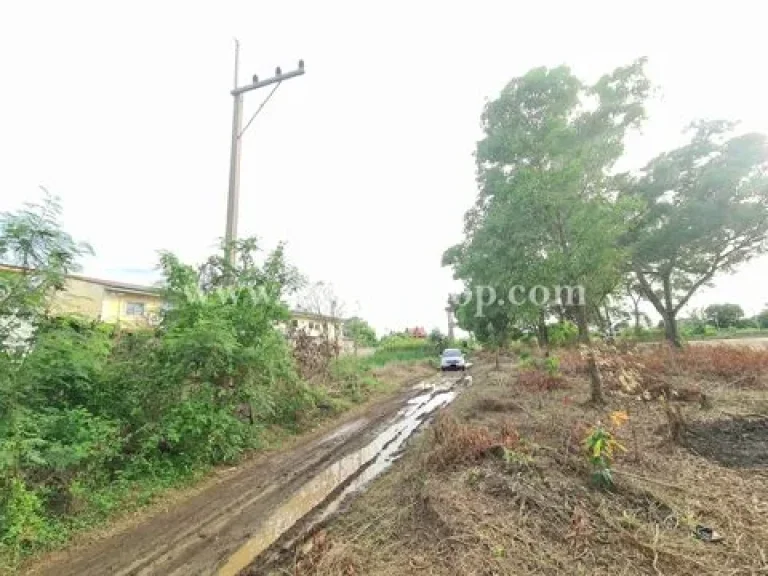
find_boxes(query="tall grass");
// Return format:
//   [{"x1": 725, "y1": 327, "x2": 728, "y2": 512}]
[{"x1": 362, "y1": 336, "x2": 441, "y2": 367}]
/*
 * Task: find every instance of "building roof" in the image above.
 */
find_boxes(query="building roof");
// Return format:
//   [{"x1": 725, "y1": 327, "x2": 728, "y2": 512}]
[
  {"x1": 289, "y1": 308, "x2": 346, "y2": 323},
  {"x1": 67, "y1": 273, "x2": 162, "y2": 296},
  {"x1": 0, "y1": 263, "x2": 161, "y2": 296}
]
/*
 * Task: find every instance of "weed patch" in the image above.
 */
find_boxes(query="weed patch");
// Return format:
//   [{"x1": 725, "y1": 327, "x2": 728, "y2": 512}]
[
  {"x1": 425, "y1": 415, "x2": 520, "y2": 472},
  {"x1": 517, "y1": 369, "x2": 568, "y2": 391}
]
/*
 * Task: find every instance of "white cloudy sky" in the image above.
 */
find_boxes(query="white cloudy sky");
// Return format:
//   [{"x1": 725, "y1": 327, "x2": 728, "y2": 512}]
[{"x1": 1, "y1": 1, "x2": 767, "y2": 334}]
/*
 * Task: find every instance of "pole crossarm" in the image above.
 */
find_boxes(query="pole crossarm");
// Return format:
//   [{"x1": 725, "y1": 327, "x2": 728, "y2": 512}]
[{"x1": 232, "y1": 67, "x2": 304, "y2": 96}]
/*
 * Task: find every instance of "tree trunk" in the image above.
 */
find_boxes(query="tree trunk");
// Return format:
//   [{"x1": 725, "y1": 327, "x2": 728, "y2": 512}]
[
  {"x1": 537, "y1": 309, "x2": 549, "y2": 351},
  {"x1": 633, "y1": 301, "x2": 641, "y2": 333},
  {"x1": 603, "y1": 303, "x2": 615, "y2": 342},
  {"x1": 663, "y1": 312, "x2": 682, "y2": 348},
  {"x1": 662, "y1": 277, "x2": 682, "y2": 348},
  {"x1": 495, "y1": 347, "x2": 500, "y2": 370},
  {"x1": 576, "y1": 299, "x2": 604, "y2": 404}
]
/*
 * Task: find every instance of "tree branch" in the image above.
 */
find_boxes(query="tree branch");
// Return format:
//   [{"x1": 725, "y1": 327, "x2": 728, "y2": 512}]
[{"x1": 634, "y1": 267, "x2": 667, "y2": 317}]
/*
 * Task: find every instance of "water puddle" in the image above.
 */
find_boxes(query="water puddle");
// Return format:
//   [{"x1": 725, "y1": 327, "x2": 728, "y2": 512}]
[{"x1": 216, "y1": 377, "x2": 459, "y2": 576}]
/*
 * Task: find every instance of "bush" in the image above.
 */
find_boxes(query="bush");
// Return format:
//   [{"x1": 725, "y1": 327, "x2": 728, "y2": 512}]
[
  {"x1": 0, "y1": 238, "x2": 326, "y2": 562},
  {"x1": 0, "y1": 477, "x2": 46, "y2": 561},
  {"x1": 548, "y1": 321, "x2": 578, "y2": 347}
]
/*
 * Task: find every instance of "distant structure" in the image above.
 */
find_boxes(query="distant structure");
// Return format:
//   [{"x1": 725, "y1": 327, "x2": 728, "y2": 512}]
[
  {"x1": 446, "y1": 304, "x2": 456, "y2": 341},
  {"x1": 405, "y1": 326, "x2": 427, "y2": 338}
]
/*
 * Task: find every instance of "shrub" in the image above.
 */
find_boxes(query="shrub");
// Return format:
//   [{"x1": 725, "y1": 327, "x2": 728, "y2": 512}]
[
  {"x1": 0, "y1": 234, "x2": 323, "y2": 561},
  {"x1": 549, "y1": 321, "x2": 578, "y2": 347},
  {"x1": 0, "y1": 478, "x2": 46, "y2": 561},
  {"x1": 584, "y1": 415, "x2": 627, "y2": 488}
]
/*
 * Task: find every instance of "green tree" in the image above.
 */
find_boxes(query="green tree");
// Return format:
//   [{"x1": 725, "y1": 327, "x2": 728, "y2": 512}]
[
  {"x1": 0, "y1": 195, "x2": 94, "y2": 560},
  {"x1": 345, "y1": 317, "x2": 377, "y2": 348},
  {"x1": 453, "y1": 291, "x2": 513, "y2": 369},
  {"x1": 444, "y1": 60, "x2": 651, "y2": 402},
  {"x1": 757, "y1": 307, "x2": 768, "y2": 329},
  {"x1": 0, "y1": 193, "x2": 92, "y2": 348},
  {"x1": 626, "y1": 121, "x2": 768, "y2": 346},
  {"x1": 703, "y1": 303, "x2": 745, "y2": 328}
]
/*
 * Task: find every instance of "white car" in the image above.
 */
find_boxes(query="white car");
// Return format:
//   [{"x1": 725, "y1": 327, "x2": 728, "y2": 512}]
[{"x1": 440, "y1": 348, "x2": 466, "y2": 371}]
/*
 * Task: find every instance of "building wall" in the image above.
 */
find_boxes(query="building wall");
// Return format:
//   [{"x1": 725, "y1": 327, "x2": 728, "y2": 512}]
[
  {"x1": 100, "y1": 291, "x2": 163, "y2": 326},
  {"x1": 49, "y1": 277, "x2": 105, "y2": 319},
  {"x1": 289, "y1": 314, "x2": 342, "y2": 340}
]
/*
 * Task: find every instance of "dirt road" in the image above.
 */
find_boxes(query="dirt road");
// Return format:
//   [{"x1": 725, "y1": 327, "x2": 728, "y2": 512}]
[
  {"x1": 689, "y1": 337, "x2": 768, "y2": 348},
  {"x1": 26, "y1": 371, "x2": 460, "y2": 576}
]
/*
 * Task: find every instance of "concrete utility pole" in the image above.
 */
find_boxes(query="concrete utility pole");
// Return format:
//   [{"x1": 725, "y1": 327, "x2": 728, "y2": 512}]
[
  {"x1": 225, "y1": 39, "x2": 305, "y2": 267},
  {"x1": 446, "y1": 304, "x2": 456, "y2": 341}
]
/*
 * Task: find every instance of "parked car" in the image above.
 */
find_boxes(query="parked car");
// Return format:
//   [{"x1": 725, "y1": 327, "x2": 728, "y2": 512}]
[{"x1": 440, "y1": 348, "x2": 466, "y2": 371}]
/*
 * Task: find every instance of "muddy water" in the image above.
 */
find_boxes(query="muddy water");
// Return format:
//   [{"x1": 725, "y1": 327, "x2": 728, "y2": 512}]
[{"x1": 216, "y1": 377, "x2": 460, "y2": 576}]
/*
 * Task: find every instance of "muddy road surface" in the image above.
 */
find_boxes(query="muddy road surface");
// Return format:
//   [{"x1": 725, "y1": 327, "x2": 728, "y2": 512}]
[{"x1": 28, "y1": 372, "x2": 464, "y2": 576}]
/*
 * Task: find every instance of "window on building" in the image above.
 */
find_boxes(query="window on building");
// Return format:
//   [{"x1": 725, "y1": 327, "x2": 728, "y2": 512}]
[{"x1": 126, "y1": 302, "x2": 146, "y2": 316}]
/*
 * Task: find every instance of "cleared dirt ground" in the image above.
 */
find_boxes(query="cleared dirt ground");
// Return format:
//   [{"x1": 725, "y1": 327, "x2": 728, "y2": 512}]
[{"x1": 269, "y1": 347, "x2": 768, "y2": 576}]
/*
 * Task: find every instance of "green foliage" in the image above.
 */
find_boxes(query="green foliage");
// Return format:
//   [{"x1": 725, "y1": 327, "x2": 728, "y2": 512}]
[
  {"x1": 443, "y1": 60, "x2": 651, "y2": 400},
  {"x1": 367, "y1": 335, "x2": 446, "y2": 366},
  {"x1": 544, "y1": 355, "x2": 561, "y2": 377},
  {"x1": 584, "y1": 420, "x2": 626, "y2": 489},
  {"x1": 378, "y1": 335, "x2": 433, "y2": 352},
  {"x1": 703, "y1": 303, "x2": 745, "y2": 328},
  {"x1": 327, "y1": 357, "x2": 381, "y2": 403},
  {"x1": 344, "y1": 317, "x2": 377, "y2": 347},
  {"x1": 0, "y1": 477, "x2": 46, "y2": 562},
  {"x1": 0, "y1": 194, "x2": 92, "y2": 350},
  {"x1": 759, "y1": 308, "x2": 768, "y2": 329},
  {"x1": 681, "y1": 323, "x2": 718, "y2": 338},
  {"x1": 0, "y1": 199, "x2": 364, "y2": 563},
  {"x1": 548, "y1": 321, "x2": 578, "y2": 347},
  {"x1": 626, "y1": 121, "x2": 768, "y2": 345}
]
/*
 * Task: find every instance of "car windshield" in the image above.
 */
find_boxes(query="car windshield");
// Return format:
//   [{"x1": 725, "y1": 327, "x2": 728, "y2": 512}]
[{"x1": 442, "y1": 349, "x2": 462, "y2": 358}]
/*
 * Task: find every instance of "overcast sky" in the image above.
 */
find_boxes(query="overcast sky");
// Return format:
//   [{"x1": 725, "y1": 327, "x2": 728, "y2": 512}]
[{"x1": 2, "y1": 1, "x2": 767, "y2": 334}]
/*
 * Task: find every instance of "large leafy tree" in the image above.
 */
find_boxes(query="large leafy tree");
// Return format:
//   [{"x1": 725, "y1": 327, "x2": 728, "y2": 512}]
[
  {"x1": 445, "y1": 61, "x2": 650, "y2": 402},
  {"x1": 703, "y1": 303, "x2": 745, "y2": 328},
  {"x1": 757, "y1": 307, "x2": 768, "y2": 329},
  {"x1": 0, "y1": 193, "x2": 92, "y2": 347},
  {"x1": 626, "y1": 121, "x2": 768, "y2": 345},
  {"x1": 344, "y1": 317, "x2": 377, "y2": 348}
]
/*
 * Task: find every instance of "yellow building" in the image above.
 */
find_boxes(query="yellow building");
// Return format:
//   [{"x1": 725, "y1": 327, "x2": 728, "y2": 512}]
[
  {"x1": 0, "y1": 264, "x2": 163, "y2": 327},
  {"x1": 2, "y1": 265, "x2": 349, "y2": 341},
  {"x1": 51, "y1": 273, "x2": 164, "y2": 327},
  {"x1": 284, "y1": 310, "x2": 344, "y2": 342}
]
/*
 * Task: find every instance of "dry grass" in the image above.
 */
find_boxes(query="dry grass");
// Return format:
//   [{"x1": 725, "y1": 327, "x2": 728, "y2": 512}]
[
  {"x1": 369, "y1": 360, "x2": 436, "y2": 387},
  {"x1": 267, "y1": 353, "x2": 768, "y2": 576},
  {"x1": 517, "y1": 369, "x2": 569, "y2": 391},
  {"x1": 559, "y1": 344, "x2": 768, "y2": 390},
  {"x1": 425, "y1": 414, "x2": 520, "y2": 472}
]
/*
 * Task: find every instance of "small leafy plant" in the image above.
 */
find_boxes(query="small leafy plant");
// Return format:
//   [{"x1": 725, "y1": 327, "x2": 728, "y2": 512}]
[
  {"x1": 584, "y1": 411, "x2": 628, "y2": 488},
  {"x1": 544, "y1": 355, "x2": 560, "y2": 377}
]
